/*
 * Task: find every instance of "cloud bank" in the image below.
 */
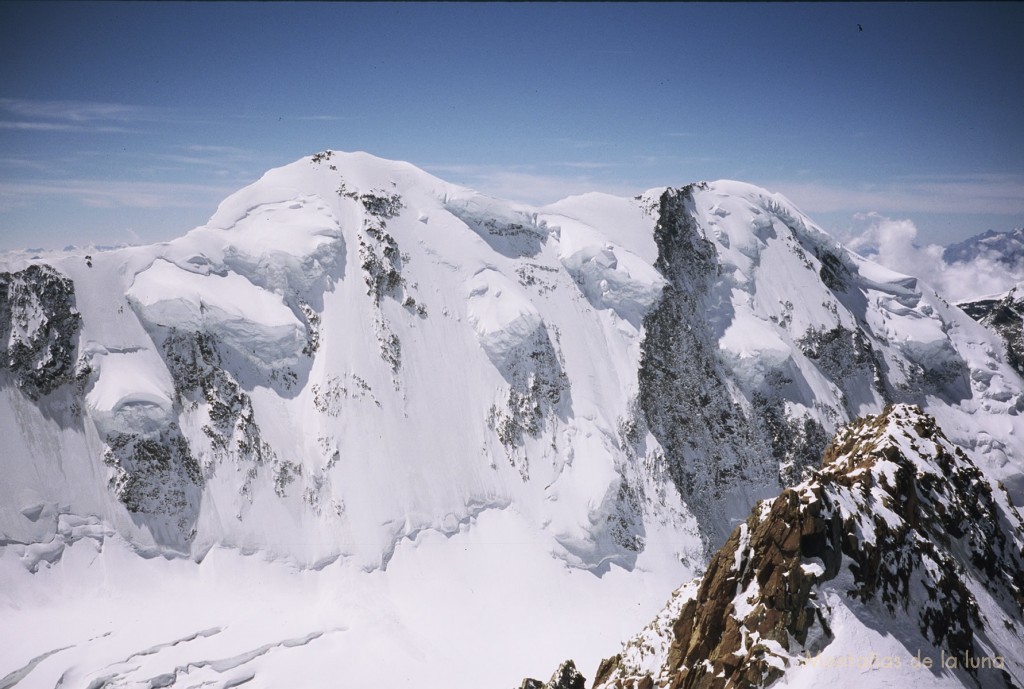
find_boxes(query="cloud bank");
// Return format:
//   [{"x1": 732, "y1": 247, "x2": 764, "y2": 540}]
[{"x1": 843, "y1": 212, "x2": 1024, "y2": 303}]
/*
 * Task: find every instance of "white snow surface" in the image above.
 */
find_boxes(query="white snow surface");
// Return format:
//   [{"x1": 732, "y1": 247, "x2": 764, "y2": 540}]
[
  {"x1": 3, "y1": 152, "x2": 1024, "y2": 688},
  {"x1": 128, "y1": 258, "x2": 306, "y2": 370},
  {"x1": 466, "y1": 268, "x2": 543, "y2": 367}
]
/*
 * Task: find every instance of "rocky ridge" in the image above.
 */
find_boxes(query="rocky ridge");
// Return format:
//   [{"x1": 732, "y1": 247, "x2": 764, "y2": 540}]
[{"x1": 590, "y1": 404, "x2": 1024, "y2": 689}]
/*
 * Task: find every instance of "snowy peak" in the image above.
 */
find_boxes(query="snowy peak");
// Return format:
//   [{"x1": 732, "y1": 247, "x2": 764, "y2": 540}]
[
  {"x1": 632, "y1": 178, "x2": 1024, "y2": 548},
  {"x1": 0, "y1": 150, "x2": 695, "y2": 574},
  {"x1": 592, "y1": 404, "x2": 1024, "y2": 689},
  {"x1": 2, "y1": 150, "x2": 1024, "y2": 575}
]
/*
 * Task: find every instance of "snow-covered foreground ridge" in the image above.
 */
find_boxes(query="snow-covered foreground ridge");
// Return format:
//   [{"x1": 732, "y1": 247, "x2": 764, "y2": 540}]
[{"x1": 1, "y1": 151, "x2": 1023, "y2": 688}]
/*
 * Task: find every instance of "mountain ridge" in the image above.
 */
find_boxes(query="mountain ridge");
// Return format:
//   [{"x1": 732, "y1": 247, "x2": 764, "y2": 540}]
[
  {"x1": 566, "y1": 404, "x2": 1024, "y2": 689},
  {"x1": 4, "y1": 150, "x2": 1024, "y2": 565},
  {"x1": 2, "y1": 151, "x2": 1023, "y2": 688}
]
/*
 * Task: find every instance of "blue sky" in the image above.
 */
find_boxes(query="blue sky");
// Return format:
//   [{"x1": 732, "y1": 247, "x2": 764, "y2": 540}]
[{"x1": 0, "y1": 2, "x2": 1022, "y2": 251}]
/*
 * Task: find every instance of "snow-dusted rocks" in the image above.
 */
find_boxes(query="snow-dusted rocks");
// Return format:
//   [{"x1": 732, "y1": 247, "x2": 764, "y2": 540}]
[
  {"x1": 592, "y1": 404, "x2": 1024, "y2": 689},
  {"x1": 0, "y1": 264, "x2": 83, "y2": 401},
  {"x1": 519, "y1": 659, "x2": 588, "y2": 689}
]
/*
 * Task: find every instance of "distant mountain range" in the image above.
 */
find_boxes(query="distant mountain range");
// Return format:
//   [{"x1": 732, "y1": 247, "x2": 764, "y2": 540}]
[{"x1": 944, "y1": 227, "x2": 1024, "y2": 267}]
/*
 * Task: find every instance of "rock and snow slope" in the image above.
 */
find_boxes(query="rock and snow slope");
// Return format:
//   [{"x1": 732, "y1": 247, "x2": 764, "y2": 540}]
[
  {"x1": 589, "y1": 404, "x2": 1024, "y2": 689},
  {"x1": 2, "y1": 151, "x2": 1023, "y2": 688},
  {"x1": 960, "y1": 285, "x2": 1024, "y2": 376}
]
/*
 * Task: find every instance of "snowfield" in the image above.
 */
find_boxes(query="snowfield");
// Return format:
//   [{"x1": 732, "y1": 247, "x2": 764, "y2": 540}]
[{"x1": 2, "y1": 151, "x2": 1022, "y2": 688}]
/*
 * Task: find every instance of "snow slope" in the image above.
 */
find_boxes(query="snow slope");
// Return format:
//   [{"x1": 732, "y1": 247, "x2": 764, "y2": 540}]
[{"x1": 2, "y1": 151, "x2": 1023, "y2": 688}]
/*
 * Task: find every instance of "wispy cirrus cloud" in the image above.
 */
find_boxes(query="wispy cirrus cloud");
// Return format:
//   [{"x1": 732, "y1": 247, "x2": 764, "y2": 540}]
[
  {"x1": 184, "y1": 144, "x2": 253, "y2": 155},
  {"x1": 768, "y1": 173, "x2": 1024, "y2": 217},
  {"x1": 0, "y1": 179, "x2": 235, "y2": 210},
  {"x1": 552, "y1": 161, "x2": 619, "y2": 170},
  {"x1": 0, "y1": 120, "x2": 134, "y2": 133},
  {"x1": 156, "y1": 144, "x2": 259, "y2": 170},
  {"x1": 0, "y1": 156, "x2": 65, "y2": 174},
  {"x1": 0, "y1": 98, "x2": 150, "y2": 122},
  {"x1": 293, "y1": 114, "x2": 357, "y2": 122},
  {"x1": 546, "y1": 137, "x2": 611, "y2": 150},
  {"x1": 0, "y1": 98, "x2": 174, "y2": 134}
]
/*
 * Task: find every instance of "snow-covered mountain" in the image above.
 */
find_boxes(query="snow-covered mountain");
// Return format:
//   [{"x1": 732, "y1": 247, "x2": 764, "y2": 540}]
[{"x1": 2, "y1": 151, "x2": 1023, "y2": 688}]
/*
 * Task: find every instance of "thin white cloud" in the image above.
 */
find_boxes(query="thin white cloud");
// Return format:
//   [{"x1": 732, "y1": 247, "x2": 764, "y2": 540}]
[
  {"x1": 0, "y1": 120, "x2": 133, "y2": 133},
  {"x1": 159, "y1": 145, "x2": 257, "y2": 169},
  {"x1": 768, "y1": 174, "x2": 1024, "y2": 217},
  {"x1": 0, "y1": 180, "x2": 236, "y2": 210},
  {"x1": 160, "y1": 155, "x2": 237, "y2": 167},
  {"x1": 552, "y1": 161, "x2": 619, "y2": 170},
  {"x1": 185, "y1": 144, "x2": 254, "y2": 156},
  {"x1": 0, "y1": 156, "x2": 62, "y2": 173},
  {"x1": 0, "y1": 98, "x2": 181, "y2": 136},
  {"x1": 293, "y1": 115, "x2": 356, "y2": 122},
  {"x1": 546, "y1": 137, "x2": 611, "y2": 150},
  {"x1": 0, "y1": 98, "x2": 148, "y2": 122},
  {"x1": 422, "y1": 163, "x2": 642, "y2": 205}
]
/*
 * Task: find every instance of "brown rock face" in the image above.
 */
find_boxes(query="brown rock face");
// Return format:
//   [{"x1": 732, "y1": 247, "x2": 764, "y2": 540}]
[
  {"x1": 662, "y1": 485, "x2": 840, "y2": 689},
  {"x1": 592, "y1": 404, "x2": 1024, "y2": 689}
]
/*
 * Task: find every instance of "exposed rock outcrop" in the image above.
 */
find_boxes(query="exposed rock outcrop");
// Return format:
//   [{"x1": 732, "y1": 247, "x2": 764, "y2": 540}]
[
  {"x1": 638, "y1": 184, "x2": 776, "y2": 550},
  {"x1": 0, "y1": 264, "x2": 83, "y2": 400}
]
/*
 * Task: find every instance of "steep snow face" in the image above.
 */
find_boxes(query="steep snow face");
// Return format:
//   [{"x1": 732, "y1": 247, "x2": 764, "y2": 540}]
[
  {"x1": 128, "y1": 258, "x2": 307, "y2": 371},
  {"x1": 0, "y1": 152, "x2": 702, "y2": 689},
  {"x1": 593, "y1": 404, "x2": 1024, "y2": 689},
  {"x1": 3, "y1": 154, "x2": 1024, "y2": 568},
  {"x1": 0, "y1": 151, "x2": 698, "y2": 575},
  {"x1": 466, "y1": 268, "x2": 544, "y2": 368},
  {"x1": 633, "y1": 180, "x2": 1024, "y2": 546}
]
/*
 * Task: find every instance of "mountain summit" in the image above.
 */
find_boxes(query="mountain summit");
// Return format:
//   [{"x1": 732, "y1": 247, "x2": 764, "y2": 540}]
[{"x1": 2, "y1": 151, "x2": 1023, "y2": 687}]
